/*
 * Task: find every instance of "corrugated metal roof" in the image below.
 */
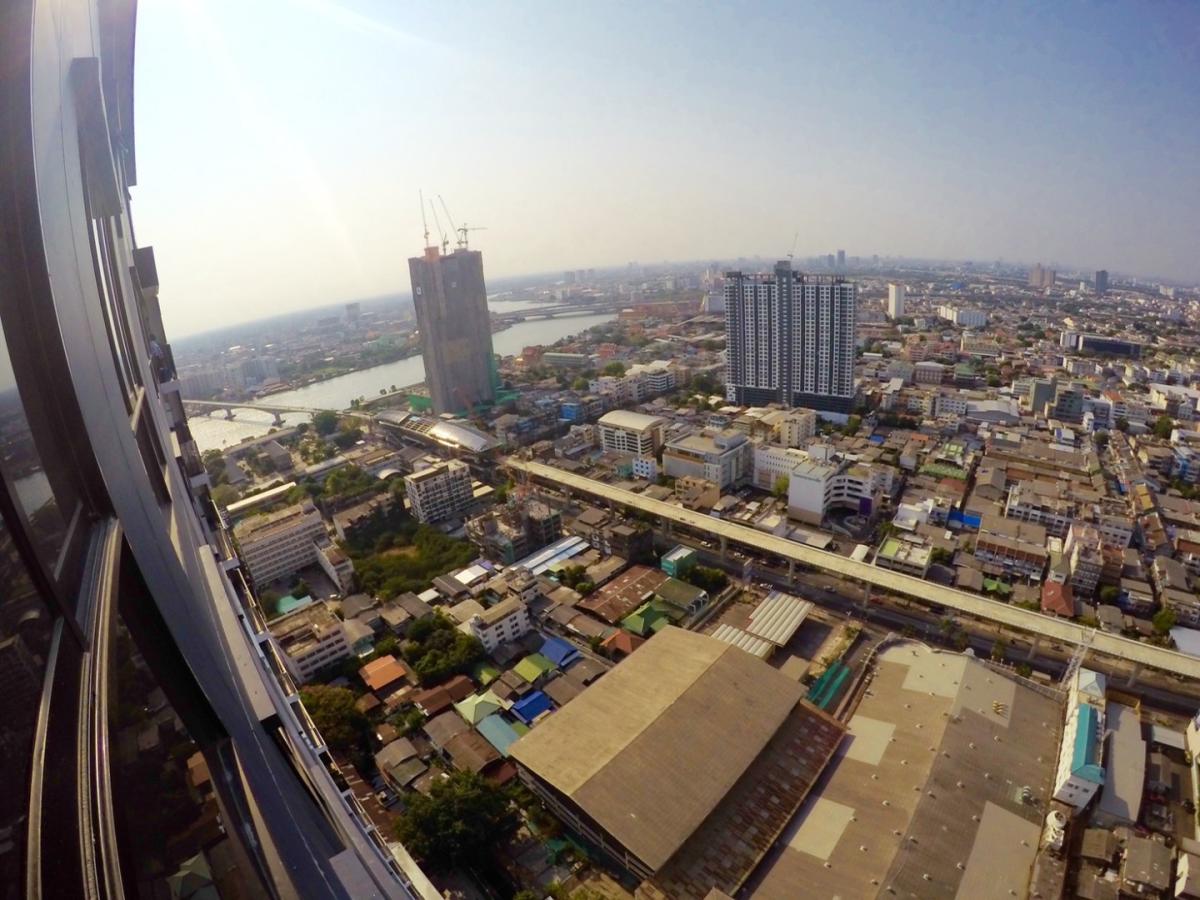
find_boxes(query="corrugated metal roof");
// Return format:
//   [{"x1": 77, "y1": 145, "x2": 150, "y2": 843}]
[
  {"x1": 747, "y1": 591, "x2": 813, "y2": 646},
  {"x1": 709, "y1": 624, "x2": 773, "y2": 659}
]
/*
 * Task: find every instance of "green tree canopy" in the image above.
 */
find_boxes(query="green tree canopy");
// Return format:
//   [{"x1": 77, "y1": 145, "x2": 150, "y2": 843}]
[
  {"x1": 312, "y1": 410, "x2": 339, "y2": 435},
  {"x1": 1153, "y1": 414, "x2": 1175, "y2": 440},
  {"x1": 1153, "y1": 607, "x2": 1177, "y2": 635},
  {"x1": 210, "y1": 483, "x2": 241, "y2": 508},
  {"x1": 772, "y1": 475, "x2": 790, "y2": 499},
  {"x1": 602, "y1": 361, "x2": 626, "y2": 377},
  {"x1": 299, "y1": 685, "x2": 368, "y2": 753},
  {"x1": 394, "y1": 771, "x2": 518, "y2": 870}
]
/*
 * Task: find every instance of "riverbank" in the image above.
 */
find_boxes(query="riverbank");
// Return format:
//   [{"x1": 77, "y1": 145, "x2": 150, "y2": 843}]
[{"x1": 190, "y1": 309, "x2": 618, "y2": 450}]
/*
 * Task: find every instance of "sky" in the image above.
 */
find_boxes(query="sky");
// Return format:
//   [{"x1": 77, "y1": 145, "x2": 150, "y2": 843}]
[{"x1": 132, "y1": 0, "x2": 1200, "y2": 337}]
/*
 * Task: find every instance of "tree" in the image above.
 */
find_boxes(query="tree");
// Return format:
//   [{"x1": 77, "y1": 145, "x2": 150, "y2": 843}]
[
  {"x1": 1153, "y1": 414, "x2": 1175, "y2": 440},
  {"x1": 299, "y1": 685, "x2": 368, "y2": 753},
  {"x1": 842, "y1": 415, "x2": 862, "y2": 436},
  {"x1": 394, "y1": 771, "x2": 518, "y2": 870},
  {"x1": 570, "y1": 376, "x2": 589, "y2": 391},
  {"x1": 333, "y1": 426, "x2": 363, "y2": 449},
  {"x1": 1115, "y1": 417, "x2": 1129, "y2": 432},
  {"x1": 1098, "y1": 585, "x2": 1120, "y2": 604},
  {"x1": 312, "y1": 410, "x2": 339, "y2": 435},
  {"x1": 1094, "y1": 432, "x2": 1110, "y2": 450},
  {"x1": 602, "y1": 361, "x2": 626, "y2": 377},
  {"x1": 210, "y1": 483, "x2": 241, "y2": 508},
  {"x1": 772, "y1": 475, "x2": 790, "y2": 499},
  {"x1": 1153, "y1": 607, "x2": 1177, "y2": 635}
]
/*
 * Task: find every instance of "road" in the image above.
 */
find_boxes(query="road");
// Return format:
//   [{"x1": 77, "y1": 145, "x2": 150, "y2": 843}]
[{"x1": 507, "y1": 459, "x2": 1200, "y2": 681}]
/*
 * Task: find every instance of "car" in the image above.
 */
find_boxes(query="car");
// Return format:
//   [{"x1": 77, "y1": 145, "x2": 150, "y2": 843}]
[{"x1": 376, "y1": 789, "x2": 399, "y2": 808}]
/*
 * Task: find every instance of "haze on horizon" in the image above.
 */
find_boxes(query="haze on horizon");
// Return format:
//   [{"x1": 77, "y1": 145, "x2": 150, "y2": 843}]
[{"x1": 132, "y1": 0, "x2": 1200, "y2": 338}]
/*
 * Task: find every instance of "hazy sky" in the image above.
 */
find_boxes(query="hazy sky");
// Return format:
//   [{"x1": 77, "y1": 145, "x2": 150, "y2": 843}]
[{"x1": 132, "y1": 0, "x2": 1200, "y2": 337}]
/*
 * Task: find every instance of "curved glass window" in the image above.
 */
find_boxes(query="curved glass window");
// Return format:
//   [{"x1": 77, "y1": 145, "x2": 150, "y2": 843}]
[{"x1": 0, "y1": 503, "x2": 53, "y2": 891}]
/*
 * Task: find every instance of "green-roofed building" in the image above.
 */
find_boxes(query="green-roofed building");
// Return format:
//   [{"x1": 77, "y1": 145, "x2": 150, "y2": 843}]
[
  {"x1": 621, "y1": 598, "x2": 679, "y2": 637},
  {"x1": 514, "y1": 653, "x2": 556, "y2": 684},
  {"x1": 454, "y1": 690, "x2": 504, "y2": 725},
  {"x1": 473, "y1": 661, "x2": 501, "y2": 686}
]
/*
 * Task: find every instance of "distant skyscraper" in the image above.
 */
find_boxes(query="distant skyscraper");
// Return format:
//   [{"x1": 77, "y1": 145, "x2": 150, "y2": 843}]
[
  {"x1": 1029, "y1": 263, "x2": 1056, "y2": 289},
  {"x1": 344, "y1": 301, "x2": 360, "y2": 324},
  {"x1": 1095, "y1": 270, "x2": 1109, "y2": 295},
  {"x1": 826, "y1": 253, "x2": 835, "y2": 269},
  {"x1": 409, "y1": 245, "x2": 497, "y2": 414},
  {"x1": 724, "y1": 261, "x2": 857, "y2": 413},
  {"x1": 836, "y1": 249, "x2": 846, "y2": 270},
  {"x1": 886, "y1": 283, "x2": 906, "y2": 319}
]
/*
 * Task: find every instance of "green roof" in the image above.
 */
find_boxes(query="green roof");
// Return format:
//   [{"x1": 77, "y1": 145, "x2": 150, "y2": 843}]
[
  {"x1": 472, "y1": 661, "x2": 501, "y2": 685},
  {"x1": 621, "y1": 598, "x2": 676, "y2": 637},
  {"x1": 453, "y1": 690, "x2": 504, "y2": 725},
  {"x1": 514, "y1": 653, "x2": 555, "y2": 683}
]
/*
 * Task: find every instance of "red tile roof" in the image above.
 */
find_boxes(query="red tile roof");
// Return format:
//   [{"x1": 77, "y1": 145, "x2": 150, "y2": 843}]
[{"x1": 1042, "y1": 581, "x2": 1075, "y2": 618}]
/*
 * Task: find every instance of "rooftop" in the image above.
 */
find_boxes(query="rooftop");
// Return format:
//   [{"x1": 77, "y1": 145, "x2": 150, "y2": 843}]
[
  {"x1": 598, "y1": 410, "x2": 667, "y2": 432},
  {"x1": 510, "y1": 627, "x2": 812, "y2": 872}
]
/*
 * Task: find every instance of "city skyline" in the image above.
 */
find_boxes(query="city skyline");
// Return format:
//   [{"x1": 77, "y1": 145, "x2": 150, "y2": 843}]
[{"x1": 131, "y1": 0, "x2": 1200, "y2": 338}]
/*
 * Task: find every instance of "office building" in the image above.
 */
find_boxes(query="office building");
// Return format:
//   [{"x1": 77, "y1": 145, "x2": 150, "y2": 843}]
[
  {"x1": 1095, "y1": 269, "x2": 1109, "y2": 295},
  {"x1": 780, "y1": 409, "x2": 817, "y2": 447},
  {"x1": 724, "y1": 262, "x2": 857, "y2": 413},
  {"x1": 0, "y1": 5, "x2": 427, "y2": 895},
  {"x1": 597, "y1": 410, "x2": 667, "y2": 457},
  {"x1": 468, "y1": 597, "x2": 533, "y2": 653},
  {"x1": 345, "y1": 300, "x2": 361, "y2": 323},
  {"x1": 404, "y1": 459, "x2": 474, "y2": 523},
  {"x1": 886, "y1": 282, "x2": 905, "y2": 319},
  {"x1": 270, "y1": 601, "x2": 351, "y2": 684},
  {"x1": 836, "y1": 248, "x2": 846, "y2": 269},
  {"x1": 662, "y1": 429, "x2": 752, "y2": 489},
  {"x1": 232, "y1": 501, "x2": 327, "y2": 587},
  {"x1": 409, "y1": 244, "x2": 497, "y2": 414}
]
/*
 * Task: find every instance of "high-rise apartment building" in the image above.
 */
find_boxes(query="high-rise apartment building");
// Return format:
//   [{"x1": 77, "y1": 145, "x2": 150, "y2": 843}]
[
  {"x1": 0, "y1": 5, "x2": 427, "y2": 896},
  {"x1": 1029, "y1": 263, "x2": 1056, "y2": 289},
  {"x1": 409, "y1": 245, "x2": 497, "y2": 414},
  {"x1": 724, "y1": 262, "x2": 857, "y2": 414},
  {"x1": 1095, "y1": 269, "x2": 1109, "y2": 295},
  {"x1": 886, "y1": 282, "x2": 906, "y2": 319},
  {"x1": 836, "y1": 249, "x2": 846, "y2": 269}
]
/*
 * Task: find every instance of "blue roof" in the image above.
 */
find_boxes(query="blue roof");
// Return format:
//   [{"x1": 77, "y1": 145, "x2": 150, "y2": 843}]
[
  {"x1": 868, "y1": 434, "x2": 885, "y2": 444},
  {"x1": 1071, "y1": 703, "x2": 1106, "y2": 785},
  {"x1": 540, "y1": 636, "x2": 582, "y2": 668},
  {"x1": 476, "y1": 714, "x2": 522, "y2": 757},
  {"x1": 511, "y1": 691, "x2": 554, "y2": 725}
]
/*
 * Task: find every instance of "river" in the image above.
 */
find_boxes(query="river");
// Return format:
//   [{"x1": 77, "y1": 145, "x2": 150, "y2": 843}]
[{"x1": 189, "y1": 309, "x2": 615, "y2": 450}]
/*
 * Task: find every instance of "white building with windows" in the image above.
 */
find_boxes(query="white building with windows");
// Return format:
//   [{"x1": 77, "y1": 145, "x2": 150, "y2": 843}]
[
  {"x1": 404, "y1": 459, "x2": 474, "y2": 524},
  {"x1": 662, "y1": 429, "x2": 752, "y2": 489},
  {"x1": 233, "y1": 501, "x2": 327, "y2": 586},
  {"x1": 270, "y1": 601, "x2": 351, "y2": 684},
  {"x1": 724, "y1": 261, "x2": 857, "y2": 414},
  {"x1": 468, "y1": 597, "x2": 532, "y2": 652},
  {"x1": 597, "y1": 410, "x2": 666, "y2": 458},
  {"x1": 886, "y1": 283, "x2": 905, "y2": 319}
]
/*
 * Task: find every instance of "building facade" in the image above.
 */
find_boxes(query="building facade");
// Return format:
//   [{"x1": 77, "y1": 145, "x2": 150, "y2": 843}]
[
  {"x1": 404, "y1": 459, "x2": 474, "y2": 523},
  {"x1": 886, "y1": 283, "x2": 906, "y2": 319},
  {"x1": 409, "y1": 245, "x2": 497, "y2": 414},
  {"x1": 232, "y1": 502, "x2": 327, "y2": 586},
  {"x1": 662, "y1": 429, "x2": 752, "y2": 489},
  {"x1": 0, "y1": 5, "x2": 427, "y2": 894},
  {"x1": 597, "y1": 410, "x2": 666, "y2": 457},
  {"x1": 724, "y1": 262, "x2": 857, "y2": 413},
  {"x1": 270, "y1": 601, "x2": 351, "y2": 683},
  {"x1": 468, "y1": 597, "x2": 532, "y2": 652}
]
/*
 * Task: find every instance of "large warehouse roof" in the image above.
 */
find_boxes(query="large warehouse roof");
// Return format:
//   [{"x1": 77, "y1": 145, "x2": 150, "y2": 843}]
[{"x1": 510, "y1": 626, "x2": 805, "y2": 871}]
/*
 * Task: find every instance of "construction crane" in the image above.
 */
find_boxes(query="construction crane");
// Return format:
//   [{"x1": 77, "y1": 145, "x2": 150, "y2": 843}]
[
  {"x1": 787, "y1": 230, "x2": 799, "y2": 260},
  {"x1": 419, "y1": 189, "x2": 431, "y2": 248},
  {"x1": 438, "y1": 195, "x2": 459, "y2": 243},
  {"x1": 429, "y1": 199, "x2": 449, "y2": 255},
  {"x1": 456, "y1": 223, "x2": 487, "y2": 250}
]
